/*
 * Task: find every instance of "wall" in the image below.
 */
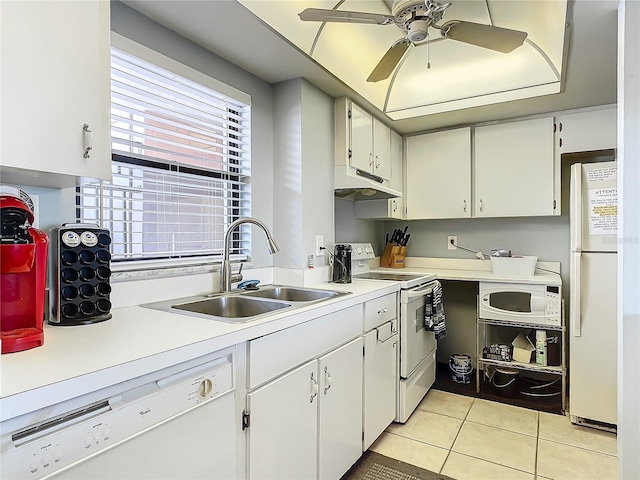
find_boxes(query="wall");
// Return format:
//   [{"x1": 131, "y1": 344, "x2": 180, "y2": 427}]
[
  {"x1": 618, "y1": 0, "x2": 640, "y2": 476},
  {"x1": 334, "y1": 198, "x2": 386, "y2": 254},
  {"x1": 272, "y1": 78, "x2": 335, "y2": 270}
]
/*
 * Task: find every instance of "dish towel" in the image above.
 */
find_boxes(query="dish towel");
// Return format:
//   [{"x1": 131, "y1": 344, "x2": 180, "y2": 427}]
[{"x1": 424, "y1": 280, "x2": 447, "y2": 340}]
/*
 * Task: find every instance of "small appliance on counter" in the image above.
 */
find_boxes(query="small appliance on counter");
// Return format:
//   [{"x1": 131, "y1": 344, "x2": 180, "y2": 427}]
[
  {"x1": 331, "y1": 244, "x2": 352, "y2": 283},
  {"x1": 1, "y1": 193, "x2": 48, "y2": 353},
  {"x1": 50, "y1": 223, "x2": 113, "y2": 325}
]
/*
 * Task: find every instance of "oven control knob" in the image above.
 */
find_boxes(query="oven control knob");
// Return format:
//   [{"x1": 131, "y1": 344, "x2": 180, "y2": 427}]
[
  {"x1": 365, "y1": 246, "x2": 373, "y2": 254},
  {"x1": 356, "y1": 247, "x2": 363, "y2": 254},
  {"x1": 197, "y1": 378, "x2": 213, "y2": 398}
]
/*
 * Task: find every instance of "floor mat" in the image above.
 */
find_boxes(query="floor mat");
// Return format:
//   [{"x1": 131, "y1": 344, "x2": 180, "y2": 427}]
[{"x1": 340, "y1": 451, "x2": 454, "y2": 480}]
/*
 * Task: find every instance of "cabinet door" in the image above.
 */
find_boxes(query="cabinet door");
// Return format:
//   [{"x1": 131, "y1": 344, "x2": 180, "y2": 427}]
[
  {"x1": 405, "y1": 128, "x2": 471, "y2": 219},
  {"x1": 389, "y1": 130, "x2": 404, "y2": 193},
  {"x1": 350, "y1": 103, "x2": 374, "y2": 173},
  {"x1": 373, "y1": 118, "x2": 391, "y2": 180},
  {"x1": 0, "y1": 0, "x2": 111, "y2": 186},
  {"x1": 363, "y1": 327, "x2": 398, "y2": 450},
  {"x1": 556, "y1": 107, "x2": 617, "y2": 154},
  {"x1": 318, "y1": 338, "x2": 364, "y2": 480},
  {"x1": 247, "y1": 360, "x2": 318, "y2": 480},
  {"x1": 474, "y1": 117, "x2": 555, "y2": 217}
]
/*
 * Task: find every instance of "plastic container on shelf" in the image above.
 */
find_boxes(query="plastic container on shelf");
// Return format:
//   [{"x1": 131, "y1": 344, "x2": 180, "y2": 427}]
[
  {"x1": 535, "y1": 330, "x2": 548, "y2": 366},
  {"x1": 490, "y1": 256, "x2": 538, "y2": 276}
]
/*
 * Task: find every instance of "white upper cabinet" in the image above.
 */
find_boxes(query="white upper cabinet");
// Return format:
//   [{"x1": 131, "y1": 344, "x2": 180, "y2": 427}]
[
  {"x1": 348, "y1": 101, "x2": 391, "y2": 181},
  {"x1": 0, "y1": 0, "x2": 111, "y2": 188},
  {"x1": 405, "y1": 128, "x2": 472, "y2": 219},
  {"x1": 389, "y1": 130, "x2": 403, "y2": 193},
  {"x1": 474, "y1": 117, "x2": 556, "y2": 218},
  {"x1": 555, "y1": 106, "x2": 617, "y2": 154}
]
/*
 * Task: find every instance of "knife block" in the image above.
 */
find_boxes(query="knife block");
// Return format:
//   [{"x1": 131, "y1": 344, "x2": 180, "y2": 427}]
[
  {"x1": 381, "y1": 245, "x2": 407, "y2": 268},
  {"x1": 390, "y1": 246, "x2": 407, "y2": 269}
]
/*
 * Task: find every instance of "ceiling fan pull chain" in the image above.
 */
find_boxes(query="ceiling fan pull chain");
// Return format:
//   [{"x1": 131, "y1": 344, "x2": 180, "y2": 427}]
[{"x1": 427, "y1": 32, "x2": 431, "y2": 69}]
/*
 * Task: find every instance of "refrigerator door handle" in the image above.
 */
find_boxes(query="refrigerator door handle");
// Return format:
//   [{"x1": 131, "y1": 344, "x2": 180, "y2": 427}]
[
  {"x1": 571, "y1": 252, "x2": 582, "y2": 337},
  {"x1": 570, "y1": 163, "x2": 583, "y2": 252}
]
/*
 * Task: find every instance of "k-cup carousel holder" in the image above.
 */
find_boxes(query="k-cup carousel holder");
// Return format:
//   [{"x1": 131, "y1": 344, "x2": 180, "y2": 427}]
[{"x1": 50, "y1": 224, "x2": 113, "y2": 325}]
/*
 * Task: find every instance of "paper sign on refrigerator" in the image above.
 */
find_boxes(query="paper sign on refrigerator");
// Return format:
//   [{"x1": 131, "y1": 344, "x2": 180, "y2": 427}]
[{"x1": 588, "y1": 188, "x2": 618, "y2": 235}]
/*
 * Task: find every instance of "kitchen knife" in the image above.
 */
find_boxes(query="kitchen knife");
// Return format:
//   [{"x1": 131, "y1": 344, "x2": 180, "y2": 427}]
[
  {"x1": 402, "y1": 233, "x2": 410, "y2": 246},
  {"x1": 393, "y1": 228, "x2": 402, "y2": 244},
  {"x1": 385, "y1": 232, "x2": 389, "y2": 245}
]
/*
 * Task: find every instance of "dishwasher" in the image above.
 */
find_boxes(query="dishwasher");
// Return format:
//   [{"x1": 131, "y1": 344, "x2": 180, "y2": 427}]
[{"x1": 1, "y1": 348, "x2": 238, "y2": 479}]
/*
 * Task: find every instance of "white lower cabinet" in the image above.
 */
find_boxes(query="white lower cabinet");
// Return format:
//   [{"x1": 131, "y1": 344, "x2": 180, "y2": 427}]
[
  {"x1": 363, "y1": 326, "x2": 397, "y2": 450},
  {"x1": 363, "y1": 293, "x2": 398, "y2": 450},
  {"x1": 245, "y1": 305, "x2": 364, "y2": 480},
  {"x1": 247, "y1": 359, "x2": 318, "y2": 480},
  {"x1": 318, "y1": 338, "x2": 364, "y2": 479},
  {"x1": 247, "y1": 338, "x2": 363, "y2": 480}
]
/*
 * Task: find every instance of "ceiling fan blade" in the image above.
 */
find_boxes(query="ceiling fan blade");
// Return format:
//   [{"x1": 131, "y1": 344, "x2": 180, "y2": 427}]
[
  {"x1": 367, "y1": 41, "x2": 410, "y2": 82},
  {"x1": 441, "y1": 20, "x2": 527, "y2": 53},
  {"x1": 298, "y1": 8, "x2": 395, "y2": 25}
]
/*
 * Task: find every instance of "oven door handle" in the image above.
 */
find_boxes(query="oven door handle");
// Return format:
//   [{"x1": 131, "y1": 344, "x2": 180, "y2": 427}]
[{"x1": 405, "y1": 284, "x2": 434, "y2": 299}]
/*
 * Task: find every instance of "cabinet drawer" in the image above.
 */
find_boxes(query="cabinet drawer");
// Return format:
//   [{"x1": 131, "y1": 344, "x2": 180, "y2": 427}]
[
  {"x1": 248, "y1": 305, "x2": 362, "y2": 389},
  {"x1": 364, "y1": 293, "x2": 397, "y2": 330}
]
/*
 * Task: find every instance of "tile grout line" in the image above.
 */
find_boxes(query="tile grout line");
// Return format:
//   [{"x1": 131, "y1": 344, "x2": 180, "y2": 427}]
[
  {"x1": 449, "y1": 451, "x2": 538, "y2": 477},
  {"x1": 462, "y1": 418, "x2": 539, "y2": 438},
  {"x1": 438, "y1": 396, "x2": 476, "y2": 475},
  {"x1": 534, "y1": 410, "x2": 540, "y2": 479},
  {"x1": 536, "y1": 437, "x2": 619, "y2": 458}
]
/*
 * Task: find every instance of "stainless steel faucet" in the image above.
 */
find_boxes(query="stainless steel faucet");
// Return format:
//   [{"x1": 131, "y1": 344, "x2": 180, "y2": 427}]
[{"x1": 220, "y1": 217, "x2": 279, "y2": 292}]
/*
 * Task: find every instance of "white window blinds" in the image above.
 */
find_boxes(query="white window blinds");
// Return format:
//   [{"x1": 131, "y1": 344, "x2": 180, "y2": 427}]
[{"x1": 78, "y1": 48, "x2": 252, "y2": 262}]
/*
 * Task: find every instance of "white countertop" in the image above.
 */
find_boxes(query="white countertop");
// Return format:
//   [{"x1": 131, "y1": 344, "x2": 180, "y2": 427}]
[
  {"x1": 0, "y1": 257, "x2": 562, "y2": 422},
  {"x1": 392, "y1": 257, "x2": 563, "y2": 286},
  {"x1": 0, "y1": 280, "x2": 398, "y2": 422}
]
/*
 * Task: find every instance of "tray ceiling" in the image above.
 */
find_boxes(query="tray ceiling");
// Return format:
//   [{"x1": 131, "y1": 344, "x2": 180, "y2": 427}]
[{"x1": 238, "y1": 0, "x2": 569, "y2": 119}]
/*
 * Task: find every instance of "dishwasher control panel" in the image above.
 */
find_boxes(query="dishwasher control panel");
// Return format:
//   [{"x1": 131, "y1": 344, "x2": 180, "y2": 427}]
[{"x1": 1, "y1": 355, "x2": 233, "y2": 479}]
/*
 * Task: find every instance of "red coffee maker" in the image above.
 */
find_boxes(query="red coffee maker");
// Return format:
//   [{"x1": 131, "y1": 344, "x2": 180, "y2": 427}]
[{"x1": 1, "y1": 194, "x2": 48, "y2": 353}]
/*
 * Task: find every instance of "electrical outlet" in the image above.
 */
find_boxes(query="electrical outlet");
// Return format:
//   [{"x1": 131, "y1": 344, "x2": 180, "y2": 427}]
[
  {"x1": 448, "y1": 235, "x2": 457, "y2": 250},
  {"x1": 315, "y1": 235, "x2": 324, "y2": 256}
]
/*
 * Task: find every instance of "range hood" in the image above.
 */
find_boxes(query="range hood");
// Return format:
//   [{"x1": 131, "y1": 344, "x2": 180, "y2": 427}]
[{"x1": 334, "y1": 166, "x2": 402, "y2": 200}]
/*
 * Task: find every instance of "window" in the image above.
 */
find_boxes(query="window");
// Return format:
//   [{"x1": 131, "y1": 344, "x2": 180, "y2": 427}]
[{"x1": 78, "y1": 47, "x2": 252, "y2": 263}]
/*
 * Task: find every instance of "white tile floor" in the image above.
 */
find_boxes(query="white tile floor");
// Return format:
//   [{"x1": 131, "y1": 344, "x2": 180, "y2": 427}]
[{"x1": 370, "y1": 390, "x2": 618, "y2": 480}]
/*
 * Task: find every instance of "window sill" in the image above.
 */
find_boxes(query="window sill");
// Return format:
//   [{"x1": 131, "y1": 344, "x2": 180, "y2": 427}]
[{"x1": 111, "y1": 256, "x2": 248, "y2": 282}]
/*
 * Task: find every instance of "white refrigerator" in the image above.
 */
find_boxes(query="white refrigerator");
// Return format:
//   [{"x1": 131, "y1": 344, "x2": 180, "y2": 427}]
[{"x1": 569, "y1": 161, "x2": 618, "y2": 427}]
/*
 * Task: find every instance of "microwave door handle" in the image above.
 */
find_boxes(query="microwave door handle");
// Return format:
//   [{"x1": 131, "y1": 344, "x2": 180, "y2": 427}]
[{"x1": 530, "y1": 295, "x2": 546, "y2": 313}]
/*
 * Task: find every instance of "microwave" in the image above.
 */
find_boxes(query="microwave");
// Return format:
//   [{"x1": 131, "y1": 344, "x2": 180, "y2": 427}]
[{"x1": 479, "y1": 282, "x2": 561, "y2": 327}]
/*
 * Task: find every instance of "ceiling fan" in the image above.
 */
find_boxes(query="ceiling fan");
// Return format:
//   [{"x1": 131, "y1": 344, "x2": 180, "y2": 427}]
[{"x1": 298, "y1": 0, "x2": 528, "y2": 82}]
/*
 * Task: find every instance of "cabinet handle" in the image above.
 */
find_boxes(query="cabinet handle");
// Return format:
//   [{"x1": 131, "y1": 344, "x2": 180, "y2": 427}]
[
  {"x1": 392, "y1": 200, "x2": 397, "y2": 212},
  {"x1": 463, "y1": 199, "x2": 467, "y2": 212},
  {"x1": 378, "y1": 308, "x2": 389, "y2": 314},
  {"x1": 83, "y1": 124, "x2": 93, "y2": 159},
  {"x1": 479, "y1": 199, "x2": 484, "y2": 212},
  {"x1": 369, "y1": 153, "x2": 374, "y2": 166},
  {"x1": 310, "y1": 372, "x2": 319, "y2": 402},
  {"x1": 323, "y1": 367, "x2": 332, "y2": 394},
  {"x1": 375, "y1": 155, "x2": 380, "y2": 168}
]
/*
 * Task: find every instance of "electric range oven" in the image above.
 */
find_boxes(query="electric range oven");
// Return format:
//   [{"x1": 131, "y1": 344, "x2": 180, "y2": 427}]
[{"x1": 347, "y1": 243, "x2": 438, "y2": 423}]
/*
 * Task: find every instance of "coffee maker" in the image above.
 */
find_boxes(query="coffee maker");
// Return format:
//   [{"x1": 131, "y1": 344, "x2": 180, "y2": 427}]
[
  {"x1": 331, "y1": 244, "x2": 352, "y2": 283},
  {"x1": 1, "y1": 194, "x2": 48, "y2": 353}
]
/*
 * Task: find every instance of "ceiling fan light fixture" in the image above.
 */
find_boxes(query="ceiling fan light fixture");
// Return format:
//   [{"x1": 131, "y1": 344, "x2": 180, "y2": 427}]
[{"x1": 407, "y1": 19, "x2": 429, "y2": 43}]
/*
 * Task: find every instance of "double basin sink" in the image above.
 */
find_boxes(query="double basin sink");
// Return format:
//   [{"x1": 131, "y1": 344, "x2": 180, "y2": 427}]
[{"x1": 142, "y1": 285, "x2": 350, "y2": 323}]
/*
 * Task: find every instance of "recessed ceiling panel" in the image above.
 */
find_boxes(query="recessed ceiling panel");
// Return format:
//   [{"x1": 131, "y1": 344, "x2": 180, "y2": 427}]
[
  {"x1": 387, "y1": 39, "x2": 560, "y2": 112},
  {"x1": 238, "y1": 0, "x2": 569, "y2": 118}
]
